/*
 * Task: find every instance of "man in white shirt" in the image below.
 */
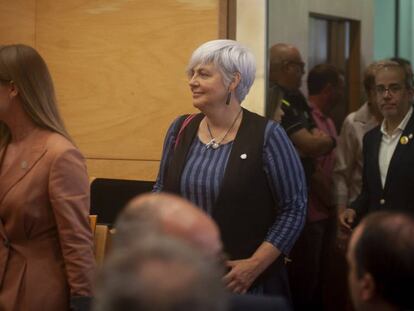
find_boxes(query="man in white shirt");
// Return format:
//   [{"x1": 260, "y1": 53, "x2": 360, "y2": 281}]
[
  {"x1": 340, "y1": 60, "x2": 414, "y2": 228},
  {"x1": 333, "y1": 63, "x2": 383, "y2": 220}
]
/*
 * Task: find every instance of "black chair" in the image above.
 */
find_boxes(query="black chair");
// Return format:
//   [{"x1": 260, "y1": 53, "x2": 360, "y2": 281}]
[
  {"x1": 90, "y1": 178, "x2": 154, "y2": 225},
  {"x1": 229, "y1": 294, "x2": 291, "y2": 311}
]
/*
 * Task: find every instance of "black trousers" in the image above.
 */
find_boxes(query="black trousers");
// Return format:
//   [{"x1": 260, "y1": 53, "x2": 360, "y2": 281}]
[
  {"x1": 288, "y1": 218, "x2": 335, "y2": 311},
  {"x1": 248, "y1": 254, "x2": 292, "y2": 309}
]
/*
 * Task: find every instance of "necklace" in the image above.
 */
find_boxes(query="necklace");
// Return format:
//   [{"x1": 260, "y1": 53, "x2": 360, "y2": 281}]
[{"x1": 205, "y1": 109, "x2": 242, "y2": 149}]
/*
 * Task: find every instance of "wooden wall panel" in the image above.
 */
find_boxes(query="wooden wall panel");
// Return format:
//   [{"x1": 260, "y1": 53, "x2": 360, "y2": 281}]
[
  {"x1": 33, "y1": 0, "x2": 219, "y2": 179},
  {"x1": 0, "y1": 0, "x2": 36, "y2": 45},
  {"x1": 86, "y1": 158, "x2": 159, "y2": 181}
]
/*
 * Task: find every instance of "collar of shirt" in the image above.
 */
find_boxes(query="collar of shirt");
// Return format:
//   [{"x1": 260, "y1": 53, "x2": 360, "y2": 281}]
[
  {"x1": 308, "y1": 101, "x2": 326, "y2": 120},
  {"x1": 308, "y1": 100, "x2": 337, "y2": 138},
  {"x1": 380, "y1": 106, "x2": 413, "y2": 137},
  {"x1": 354, "y1": 102, "x2": 379, "y2": 125}
]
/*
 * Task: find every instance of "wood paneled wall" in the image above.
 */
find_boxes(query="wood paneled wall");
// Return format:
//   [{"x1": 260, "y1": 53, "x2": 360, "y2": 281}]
[
  {"x1": 0, "y1": 0, "x2": 221, "y2": 181},
  {"x1": 0, "y1": 0, "x2": 36, "y2": 45}
]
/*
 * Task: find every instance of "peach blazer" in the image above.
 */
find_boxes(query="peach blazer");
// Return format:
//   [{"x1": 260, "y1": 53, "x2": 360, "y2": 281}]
[{"x1": 0, "y1": 129, "x2": 95, "y2": 311}]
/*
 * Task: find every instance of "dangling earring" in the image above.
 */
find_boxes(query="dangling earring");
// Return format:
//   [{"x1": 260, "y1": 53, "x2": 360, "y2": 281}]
[{"x1": 225, "y1": 92, "x2": 231, "y2": 105}]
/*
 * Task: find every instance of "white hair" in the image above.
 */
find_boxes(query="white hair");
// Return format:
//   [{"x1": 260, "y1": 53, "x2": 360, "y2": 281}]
[{"x1": 187, "y1": 39, "x2": 256, "y2": 102}]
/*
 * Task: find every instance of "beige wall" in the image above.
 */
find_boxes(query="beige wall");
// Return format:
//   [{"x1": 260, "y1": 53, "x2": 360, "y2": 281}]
[
  {"x1": 0, "y1": 0, "x2": 220, "y2": 181},
  {"x1": 236, "y1": 0, "x2": 267, "y2": 115},
  {"x1": 234, "y1": 0, "x2": 375, "y2": 116},
  {"x1": 268, "y1": 0, "x2": 374, "y2": 81}
]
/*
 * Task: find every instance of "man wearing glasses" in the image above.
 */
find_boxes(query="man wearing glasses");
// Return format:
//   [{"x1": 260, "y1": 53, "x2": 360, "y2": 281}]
[
  {"x1": 268, "y1": 43, "x2": 335, "y2": 183},
  {"x1": 269, "y1": 44, "x2": 337, "y2": 310},
  {"x1": 340, "y1": 60, "x2": 414, "y2": 228}
]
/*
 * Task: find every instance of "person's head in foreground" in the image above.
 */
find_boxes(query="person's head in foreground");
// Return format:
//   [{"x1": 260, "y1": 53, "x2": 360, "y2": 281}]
[
  {"x1": 94, "y1": 236, "x2": 228, "y2": 311},
  {"x1": 114, "y1": 192, "x2": 222, "y2": 257},
  {"x1": 347, "y1": 211, "x2": 414, "y2": 311}
]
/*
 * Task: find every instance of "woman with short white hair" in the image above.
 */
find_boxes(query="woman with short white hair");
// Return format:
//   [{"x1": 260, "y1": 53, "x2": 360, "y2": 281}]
[{"x1": 154, "y1": 39, "x2": 306, "y2": 298}]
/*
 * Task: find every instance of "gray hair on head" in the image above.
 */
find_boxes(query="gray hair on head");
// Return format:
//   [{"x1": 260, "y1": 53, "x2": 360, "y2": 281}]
[
  {"x1": 186, "y1": 39, "x2": 256, "y2": 102},
  {"x1": 94, "y1": 236, "x2": 228, "y2": 311},
  {"x1": 375, "y1": 59, "x2": 413, "y2": 90}
]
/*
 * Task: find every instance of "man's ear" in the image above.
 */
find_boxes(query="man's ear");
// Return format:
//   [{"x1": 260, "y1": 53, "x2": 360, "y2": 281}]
[
  {"x1": 360, "y1": 273, "x2": 376, "y2": 302},
  {"x1": 407, "y1": 86, "x2": 414, "y2": 101}
]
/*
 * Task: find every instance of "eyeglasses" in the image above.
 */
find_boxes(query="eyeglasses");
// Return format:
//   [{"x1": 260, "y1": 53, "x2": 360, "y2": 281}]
[
  {"x1": 287, "y1": 60, "x2": 305, "y2": 72},
  {"x1": 375, "y1": 84, "x2": 404, "y2": 96}
]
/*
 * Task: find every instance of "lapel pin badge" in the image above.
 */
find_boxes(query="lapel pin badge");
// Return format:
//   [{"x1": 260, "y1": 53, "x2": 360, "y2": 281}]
[
  {"x1": 400, "y1": 136, "x2": 409, "y2": 145},
  {"x1": 240, "y1": 153, "x2": 247, "y2": 160}
]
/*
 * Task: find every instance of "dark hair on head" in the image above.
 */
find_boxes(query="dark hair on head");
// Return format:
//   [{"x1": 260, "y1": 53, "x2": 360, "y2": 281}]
[
  {"x1": 354, "y1": 211, "x2": 414, "y2": 310},
  {"x1": 266, "y1": 84, "x2": 284, "y2": 119},
  {"x1": 307, "y1": 63, "x2": 342, "y2": 95},
  {"x1": 363, "y1": 62, "x2": 379, "y2": 94},
  {"x1": 94, "y1": 236, "x2": 228, "y2": 311}
]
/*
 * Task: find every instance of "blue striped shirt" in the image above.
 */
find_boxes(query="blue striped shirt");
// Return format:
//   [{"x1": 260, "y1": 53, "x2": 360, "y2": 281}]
[{"x1": 154, "y1": 116, "x2": 307, "y2": 254}]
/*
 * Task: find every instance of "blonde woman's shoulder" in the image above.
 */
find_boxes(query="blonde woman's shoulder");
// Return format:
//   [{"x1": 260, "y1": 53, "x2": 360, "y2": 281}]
[{"x1": 41, "y1": 130, "x2": 83, "y2": 158}]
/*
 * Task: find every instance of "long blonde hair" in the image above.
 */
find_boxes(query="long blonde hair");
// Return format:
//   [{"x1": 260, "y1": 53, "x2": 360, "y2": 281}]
[{"x1": 0, "y1": 44, "x2": 72, "y2": 148}]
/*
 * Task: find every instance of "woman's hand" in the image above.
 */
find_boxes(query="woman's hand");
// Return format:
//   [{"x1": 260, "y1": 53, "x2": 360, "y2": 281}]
[
  {"x1": 336, "y1": 225, "x2": 351, "y2": 252},
  {"x1": 339, "y1": 208, "x2": 356, "y2": 230},
  {"x1": 223, "y1": 242, "x2": 280, "y2": 294},
  {"x1": 223, "y1": 258, "x2": 262, "y2": 294}
]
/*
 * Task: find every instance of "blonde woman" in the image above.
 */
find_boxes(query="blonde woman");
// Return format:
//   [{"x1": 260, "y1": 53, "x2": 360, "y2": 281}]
[{"x1": 0, "y1": 44, "x2": 95, "y2": 311}]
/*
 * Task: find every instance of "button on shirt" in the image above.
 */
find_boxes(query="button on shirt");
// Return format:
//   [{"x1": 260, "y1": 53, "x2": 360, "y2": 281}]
[{"x1": 379, "y1": 106, "x2": 413, "y2": 187}]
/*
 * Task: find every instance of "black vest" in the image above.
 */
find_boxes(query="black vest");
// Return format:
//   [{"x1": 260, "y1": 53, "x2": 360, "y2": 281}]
[{"x1": 164, "y1": 109, "x2": 278, "y2": 260}]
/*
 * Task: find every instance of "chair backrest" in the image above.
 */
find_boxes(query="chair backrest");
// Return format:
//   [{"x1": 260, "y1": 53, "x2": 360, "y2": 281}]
[
  {"x1": 89, "y1": 215, "x2": 97, "y2": 235},
  {"x1": 89, "y1": 215, "x2": 116, "y2": 265},
  {"x1": 229, "y1": 294, "x2": 291, "y2": 311},
  {"x1": 90, "y1": 178, "x2": 155, "y2": 225},
  {"x1": 93, "y1": 224, "x2": 114, "y2": 265}
]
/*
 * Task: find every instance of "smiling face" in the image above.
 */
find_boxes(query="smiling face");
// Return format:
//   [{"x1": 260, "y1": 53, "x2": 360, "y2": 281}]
[
  {"x1": 375, "y1": 67, "x2": 413, "y2": 123},
  {"x1": 187, "y1": 63, "x2": 228, "y2": 111}
]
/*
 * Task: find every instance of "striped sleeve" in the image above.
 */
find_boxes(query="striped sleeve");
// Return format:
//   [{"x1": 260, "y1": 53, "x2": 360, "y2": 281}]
[
  {"x1": 152, "y1": 116, "x2": 182, "y2": 192},
  {"x1": 263, "y1": 121, "x2": 307, "y2": 254}
]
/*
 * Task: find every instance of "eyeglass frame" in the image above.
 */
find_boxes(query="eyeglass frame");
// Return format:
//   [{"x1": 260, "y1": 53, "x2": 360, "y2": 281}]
[
  {"x1": 284, "y1": 60, "x2": 305, "y2": 73},
  {"x1": 374, "y1": 83, "x2": 406, "y2": 96}
]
